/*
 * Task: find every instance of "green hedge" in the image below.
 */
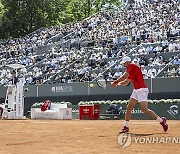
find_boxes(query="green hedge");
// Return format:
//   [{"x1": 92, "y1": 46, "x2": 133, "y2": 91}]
[
  {"x1": 78, "y1": 99, "x2": 180, "y2": 105},
  {"x1": 31, "y1": 99, "x2": 180, "y2": 107}
]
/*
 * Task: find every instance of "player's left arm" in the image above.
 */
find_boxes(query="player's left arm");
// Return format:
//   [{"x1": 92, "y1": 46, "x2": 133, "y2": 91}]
[
  {"x1": 119, "y1": 79, "x2": 131, "y2": 86},
  {"x1": 111, "y1": 72, "x2": 129, "y2": 86}
]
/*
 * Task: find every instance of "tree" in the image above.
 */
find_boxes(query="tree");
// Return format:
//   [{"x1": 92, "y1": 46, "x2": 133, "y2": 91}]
[
  {"x1": 0, "y1": 0, "x2": 4, "y2": 21},
  {"x1": 93, "y1": 0, "x2": 121, "y2": 12},
  {"x1": 0, "y1": 0, "x2": 122, "y2": 39},
  {"x1": 62, "y1": 0, "x2": 90, "y2": 23},
  {"x1": 0, "y1": 0, "x2": 66, "y2": 38}
]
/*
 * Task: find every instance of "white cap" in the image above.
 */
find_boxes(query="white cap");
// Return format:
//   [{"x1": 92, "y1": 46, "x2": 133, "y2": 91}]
[{"x1": 120, "y1": 56, "x2": 131, "y2": 64}]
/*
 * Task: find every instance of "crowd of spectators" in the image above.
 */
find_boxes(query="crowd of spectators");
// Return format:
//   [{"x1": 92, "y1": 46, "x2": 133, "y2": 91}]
[
  {"x1": 0, "y1": 24, "x2": 75, "y2": 58},
  {"x1": 0, "y1": 0, "x2": 179, "y2": 86}
]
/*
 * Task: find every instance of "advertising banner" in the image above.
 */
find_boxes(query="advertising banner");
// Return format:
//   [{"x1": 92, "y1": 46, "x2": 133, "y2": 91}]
[{"x1": 99, "y1": 103, "x2": 180, "y2": 120}]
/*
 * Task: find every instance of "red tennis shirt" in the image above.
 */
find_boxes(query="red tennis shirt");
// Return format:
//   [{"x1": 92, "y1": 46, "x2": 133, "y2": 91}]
[{"x1": 127, "y1": 63, "x2": 147, "y2": 89}]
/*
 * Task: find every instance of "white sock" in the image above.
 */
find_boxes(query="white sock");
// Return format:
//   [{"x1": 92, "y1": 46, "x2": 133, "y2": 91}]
[
  {"x1": 156, "y1": 116, "x2": 163, "y2": 123},
  {"x1": 125, "y1": 121, "x2": 129, "y2": 127}
]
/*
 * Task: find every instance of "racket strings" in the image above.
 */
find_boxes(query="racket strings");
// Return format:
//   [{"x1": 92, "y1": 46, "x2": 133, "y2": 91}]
[{"x1": 97, "y1": 78, "x2": 107, "y2": 88}]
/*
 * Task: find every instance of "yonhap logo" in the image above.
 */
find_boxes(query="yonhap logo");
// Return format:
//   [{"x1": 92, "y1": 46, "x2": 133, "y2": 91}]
[
  {"x1": 117, "y1": 133, "x2": 180, "y2": 148},
  {"x1": 167, "y1": 105, "x2": 178, "y2": 118},
  {"x1": 117, "y1": 133, "x2": 131, "y2": 148}
]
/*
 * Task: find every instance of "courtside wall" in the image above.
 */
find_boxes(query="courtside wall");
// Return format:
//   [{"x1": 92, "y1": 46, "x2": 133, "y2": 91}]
[{"x1": 0, "y1": 77, "x2": 180, "y2": 116}]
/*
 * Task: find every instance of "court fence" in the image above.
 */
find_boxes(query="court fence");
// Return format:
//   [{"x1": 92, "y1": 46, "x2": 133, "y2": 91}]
[{"x1": 72, "y1": 99, "x2": 180, "y2": 120}]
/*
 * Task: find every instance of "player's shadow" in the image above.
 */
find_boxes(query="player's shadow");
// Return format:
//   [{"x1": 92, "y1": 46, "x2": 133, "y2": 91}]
[{"x1": 130, "y1": 133, "x2": 167, "y2": 137}]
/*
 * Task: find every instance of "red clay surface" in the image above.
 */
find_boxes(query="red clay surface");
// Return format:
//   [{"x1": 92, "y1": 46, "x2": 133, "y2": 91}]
[{"x1": 0, "y1": 120, "x2": 179, "y2": 154}]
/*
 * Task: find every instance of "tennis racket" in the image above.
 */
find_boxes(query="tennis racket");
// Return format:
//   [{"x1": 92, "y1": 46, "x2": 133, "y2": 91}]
[{"x1": 96, "y1": 75, "x2": 112, "y2": 89}]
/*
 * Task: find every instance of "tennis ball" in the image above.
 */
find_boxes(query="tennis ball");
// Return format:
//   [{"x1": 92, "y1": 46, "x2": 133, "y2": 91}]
[{"x1": 89, "y1": 83, "x2": 94, "y2": 88}]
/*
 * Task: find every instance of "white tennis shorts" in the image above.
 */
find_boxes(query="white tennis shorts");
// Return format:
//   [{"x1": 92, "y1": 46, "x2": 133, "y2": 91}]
[{"x1": 130, "y1": 88, "x2": 149, "y2": 102}]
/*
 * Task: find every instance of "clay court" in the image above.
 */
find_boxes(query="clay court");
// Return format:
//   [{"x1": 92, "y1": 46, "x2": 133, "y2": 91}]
[{"x1": 0, "y1": 120, "x2": 179, "y2": 154}]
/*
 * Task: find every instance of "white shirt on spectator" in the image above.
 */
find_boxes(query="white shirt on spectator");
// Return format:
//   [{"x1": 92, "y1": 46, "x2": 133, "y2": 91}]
[
  {"x1": 1, "y1": 69, "x2": 8, "y2": 77},
  {"x1": 26, "y1": 76, "x2": 33, "y2": 84},
  {"x1": 175, "y1": 41, "x2": 180, "y2": 49},
  {"x1": 147, "y1": 68, "x2": 157, "y2": 78},
  {"x1": 33, "y1": 67, "x2": 39, "y2": 73},
  {"x1": 154, "y1": 46, "x2": 163, "y2": 53},
  {"x1": 169, "y1": 42, "x2": 176, "y2": 52},
  {"x1": 114, "y1": 64, "x2": 122, "y2": 69},
  {"x1": 78, "y1": 67, "x2": 86, "y2": 75},
  {"x1": 51, "y1": 58, "x2": 57, "y2": 66},
  {"x1": 173, "y1": 58, "x2": 180, "y2": 65},
  {"x1": 1, "y1": 78, "x2": 8, "y2": 85},
  {"x1": 89, "y1": 54, "x2": 96, "y2": 60},
  {"x1": 146, "y1": 46, "x2": 153, "y2": 53},
  {"x1": 108, "y1": 60, "x2": 115, "y2": 67},
  {"x1": 60, "y1": 55, "x2": 67, "y2": 62},
  {"x1": 141, "y1": 68, "x2": 148, "y2": 76},
  {"x1": 6, "y1": 72, "x2": 12, "y2": 79},
  {"x1": 19, "y1": 77, "x2": 26, "y2": 85},
  {"x1": 113, "y1": 71, "x2": 122, "y2": 78}
]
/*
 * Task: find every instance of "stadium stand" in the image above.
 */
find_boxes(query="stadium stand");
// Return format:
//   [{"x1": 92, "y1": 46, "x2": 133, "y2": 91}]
[{"x1": 0, "y1": 0, "x2": 179, "y2": 86}]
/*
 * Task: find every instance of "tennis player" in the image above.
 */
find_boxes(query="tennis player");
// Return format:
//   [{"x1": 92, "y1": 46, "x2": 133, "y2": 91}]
[{"x1": 112, "y1": 56, "x2": 168, "y2": 133}]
